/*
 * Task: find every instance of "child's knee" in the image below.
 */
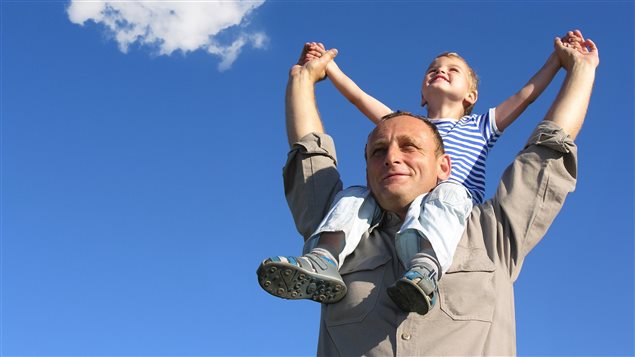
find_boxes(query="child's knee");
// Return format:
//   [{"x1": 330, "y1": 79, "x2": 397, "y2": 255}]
[{"x1": 427, "y1": 182, "x2": 473, "y2": 212}]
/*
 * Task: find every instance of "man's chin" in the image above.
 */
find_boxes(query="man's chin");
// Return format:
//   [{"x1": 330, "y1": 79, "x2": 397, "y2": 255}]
[{"x1": 374, "y1": 190, "x2": 414, "y2": 209}]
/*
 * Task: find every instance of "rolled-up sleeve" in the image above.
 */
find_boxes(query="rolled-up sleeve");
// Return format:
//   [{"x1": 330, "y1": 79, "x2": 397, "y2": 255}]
[
  {"x1": 491, "y1": 121, "x2": 578, "y2": 280},
  {"x1": 283, "y1": 132, "x2": 344, "y2": 240}
]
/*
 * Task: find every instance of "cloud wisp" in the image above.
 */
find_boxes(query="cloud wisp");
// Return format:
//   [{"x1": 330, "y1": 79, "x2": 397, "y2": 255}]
[{"x1": 67, "y1": 0, "x2": 267, "y2": 71}]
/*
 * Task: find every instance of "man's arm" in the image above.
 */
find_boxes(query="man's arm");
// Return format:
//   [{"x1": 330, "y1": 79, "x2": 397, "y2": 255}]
[
  {"x1": 545, "y1": 30, "x2": 599, "y2": 140},
  {"x1": 284, "y1": 45, "x2": 344, "y2": 239},
  {"x1": 285, "y1": 46, "x2": 338, "y2": 146},
  {"x1": 489, "y1": 31, "x2": 599, "y2": 279},
  {"x1": 494, "y1": 50, "x2": 561, "y2": 131}
]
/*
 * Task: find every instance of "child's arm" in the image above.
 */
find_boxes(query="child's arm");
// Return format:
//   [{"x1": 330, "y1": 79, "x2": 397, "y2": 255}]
[
  {"x1": 494, "y1": 48, "x2": 562, "y2": 131},
  {"x1": 325, "y1": 61, "x2": 393, "y2": 124},
  {"x1": 306, "y1": 43, "x2": 392, "y2": 124}
]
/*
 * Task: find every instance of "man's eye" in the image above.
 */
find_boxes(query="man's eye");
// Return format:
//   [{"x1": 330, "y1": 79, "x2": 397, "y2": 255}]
[{"x1": 372, "y1": 148, "x2": 386, "y2": 156}]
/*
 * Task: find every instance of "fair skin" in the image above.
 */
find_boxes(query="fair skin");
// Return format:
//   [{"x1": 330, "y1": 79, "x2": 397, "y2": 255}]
[
  {"x1": 302, "y1": 41, "x2": 561, "y2": 131},
  {"x1": 286, "y1": 30, "x2": 597, "y2": 217},
  {"x1": 545, "y1": 30, "x2": 599, "y2": 140},
  {"x1": 420, "y1": 55, "x2": 478, "y2": 120},
  {"x1": 366, "y1": 116, "x2": 451, "y2": 218},
  {"x1": 285, "y1": 49, "x2": 449, "y2": 219},
  {"x1": 284, "y1": 48, "x2": 336, "y2": 146}
]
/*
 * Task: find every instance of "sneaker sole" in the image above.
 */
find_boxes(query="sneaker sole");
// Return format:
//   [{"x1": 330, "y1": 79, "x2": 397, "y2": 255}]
[
  {"x1": 387, "y1": 279, "x2": 432, "y2": 315},
  {"x1": 257, "y1": 261, "x2": 346, "y2": 303}
]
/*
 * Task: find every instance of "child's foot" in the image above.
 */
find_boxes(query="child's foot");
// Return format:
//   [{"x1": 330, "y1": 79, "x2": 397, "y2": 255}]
[
  {"x1": 256, "y1": 252, "x2": 347, "y2": 303},
  {"x1": 387, "y1": 264, "x2": 438, "y2": 315}
]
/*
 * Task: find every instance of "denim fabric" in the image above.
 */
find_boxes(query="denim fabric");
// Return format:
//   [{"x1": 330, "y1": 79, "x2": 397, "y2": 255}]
[
  {"x1": 396, "y1": 181, "x2": 473, "y2": 273},
  {"x1": 304, "y1": 186, "x2": 380, "y2": 268}
]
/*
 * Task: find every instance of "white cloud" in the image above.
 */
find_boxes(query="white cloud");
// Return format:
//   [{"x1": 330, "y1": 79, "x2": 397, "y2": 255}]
[{"x1": 67, "y1": 0, "x2": 268, "y2": 71}]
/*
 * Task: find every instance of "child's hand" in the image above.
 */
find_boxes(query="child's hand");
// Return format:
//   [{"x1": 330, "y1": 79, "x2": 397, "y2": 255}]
[
  {"x1": 297, "y1": 42, "x2": 327, "y2": 66},
  {"x1": 290, "y1": 43, "x2": 338, "y2": 83},
  {"x1": 555, "y1": 29, "x2": 599, "y2": 70},
  {"x1": 561, "y1": 30, "x2": 586, "y2": 53}
]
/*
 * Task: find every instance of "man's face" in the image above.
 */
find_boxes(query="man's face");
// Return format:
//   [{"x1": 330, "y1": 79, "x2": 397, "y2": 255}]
[{"x1": 366, "y1": 115, "x2": 450, "y2": 218}]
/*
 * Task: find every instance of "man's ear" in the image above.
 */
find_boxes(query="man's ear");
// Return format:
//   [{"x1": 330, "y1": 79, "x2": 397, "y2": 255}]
[{"x1": 437, "y1": 154, "x2": 452, "y2": 181}]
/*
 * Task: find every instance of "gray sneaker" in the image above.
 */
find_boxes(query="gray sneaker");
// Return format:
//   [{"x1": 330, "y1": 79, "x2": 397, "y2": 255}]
[
  {"x1": 387, "y1": 264, "x2": 438, "y2": 315},
  {"x1": 257, "y1": 253, "x2": 347, "y2": 303}
]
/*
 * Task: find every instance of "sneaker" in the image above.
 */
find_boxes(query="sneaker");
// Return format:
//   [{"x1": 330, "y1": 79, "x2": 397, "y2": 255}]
[
  {"x1": 256, "y1": 253, "x2": 347, "y2": 303},
  {"x1": 387, "y1": 264, "x2": 438, "y2": 315}
]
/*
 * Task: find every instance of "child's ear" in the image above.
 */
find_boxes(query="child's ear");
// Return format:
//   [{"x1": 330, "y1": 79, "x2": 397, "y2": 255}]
[{"x1": 464, "y1": 89, "x2": 478, "y2": 106}]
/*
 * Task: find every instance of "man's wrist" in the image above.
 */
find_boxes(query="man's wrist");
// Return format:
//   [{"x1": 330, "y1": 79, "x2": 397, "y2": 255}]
[
  {"x1": 566, "y1": 61, "x2": 597, "y2": 84},
  {"x1": 289, "y1": 66, "x2": 322, "y2": 85},
  {"x1": 570, "y1": 60, "x2": 598, "y2": 72}
]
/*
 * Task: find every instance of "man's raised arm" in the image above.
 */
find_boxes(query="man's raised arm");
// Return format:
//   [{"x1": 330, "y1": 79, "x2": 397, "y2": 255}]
[
  {"x1": 285, "y1": 45, "x2": 338, "y2": 147},
  {"x1": 545, "y1": 30, "x2": 599, "y2": 140},
  {"x1": 490, "y1": 30, "x2": 599, "y2": 280}
]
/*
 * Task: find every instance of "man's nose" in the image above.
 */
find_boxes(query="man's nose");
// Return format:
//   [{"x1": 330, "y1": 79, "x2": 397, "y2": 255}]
[{"x1": 384, "y1": 145, "x2": 401, "y2": 166}]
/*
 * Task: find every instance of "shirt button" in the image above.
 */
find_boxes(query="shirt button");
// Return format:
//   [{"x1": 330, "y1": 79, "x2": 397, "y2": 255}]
[{"x1": 401, "y1": 333, "x2": 411, "y2": 340}]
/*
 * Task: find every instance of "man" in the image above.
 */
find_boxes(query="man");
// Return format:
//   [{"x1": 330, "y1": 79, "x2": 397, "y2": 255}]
[{"x1": 279, "y1": 32, "x2": 598, "y2": 356}]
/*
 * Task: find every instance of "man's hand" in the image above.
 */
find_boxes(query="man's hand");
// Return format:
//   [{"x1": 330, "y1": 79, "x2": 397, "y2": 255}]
[
  {"x1": 555, "y1": 30, "x2": 600, "y2": 71},
  {"x1": 290, "y1": 44, "x2": 338, "y2": 84}
]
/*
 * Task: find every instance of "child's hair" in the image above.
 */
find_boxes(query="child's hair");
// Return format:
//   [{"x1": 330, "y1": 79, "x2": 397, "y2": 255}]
[{"x1": 432, "y1": 52, "x2": 480, "y2": 116}]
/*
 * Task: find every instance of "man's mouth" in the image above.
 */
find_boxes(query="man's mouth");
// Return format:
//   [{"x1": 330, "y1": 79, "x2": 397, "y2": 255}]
[{"x1": 383, "y1": 172, "x2": 409, "y2": 182}]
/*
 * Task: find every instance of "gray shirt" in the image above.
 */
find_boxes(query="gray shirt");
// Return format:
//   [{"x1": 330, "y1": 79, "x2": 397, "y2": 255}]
[{"x1": 283, "y1": 121, "x2": 578, "y2": 356}]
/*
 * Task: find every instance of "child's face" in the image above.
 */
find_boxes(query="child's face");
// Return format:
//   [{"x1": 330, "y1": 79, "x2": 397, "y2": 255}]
[{"x1": 420, "y1": 56, "x2": 477, "y2": 111}]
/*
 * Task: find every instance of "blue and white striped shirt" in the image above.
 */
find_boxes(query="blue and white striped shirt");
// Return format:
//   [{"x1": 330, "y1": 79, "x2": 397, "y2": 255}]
[{"x1": 429, "y1": 108, "x2": 501, "y2": 204}]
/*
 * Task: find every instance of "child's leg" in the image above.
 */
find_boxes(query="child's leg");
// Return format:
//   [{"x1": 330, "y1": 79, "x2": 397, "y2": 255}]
[
  {"x1": 397, "y1": 181, "x2": 473, "y2": 273},
  {"x1": 257, "y1": 186, "x2": 380, "y2": 304},
  {"x1": 388, "y1": 181, "x2": 473, "y2": 315},
  {"x1": 304, "y1": 186, "x2": 380, "y2": 267}
]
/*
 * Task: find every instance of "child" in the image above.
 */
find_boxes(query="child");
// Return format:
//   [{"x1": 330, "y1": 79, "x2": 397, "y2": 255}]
[{"x1": 258, "y1": 32, "x2": 579, "y2": 315}]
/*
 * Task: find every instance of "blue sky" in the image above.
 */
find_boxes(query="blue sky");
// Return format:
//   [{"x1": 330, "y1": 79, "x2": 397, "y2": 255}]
[{"x1": 1, "y1": 1, "x2": 633, "y2": 356}]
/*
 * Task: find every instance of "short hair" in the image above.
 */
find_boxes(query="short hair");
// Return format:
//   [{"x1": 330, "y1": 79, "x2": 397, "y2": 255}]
[
  {"x1": 432, "y1": 52, "x2": 479, "y2": 115},
  {"x1": 365, "y1": 111, "x2": 445, "y2": 160}
]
